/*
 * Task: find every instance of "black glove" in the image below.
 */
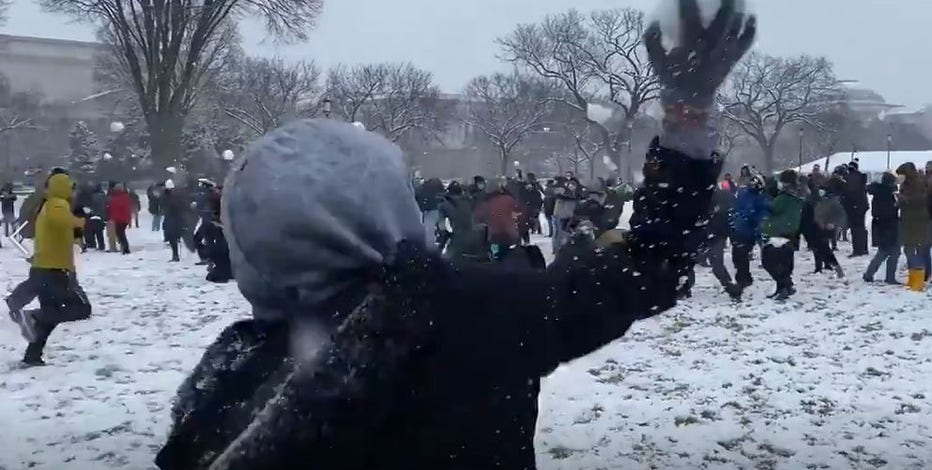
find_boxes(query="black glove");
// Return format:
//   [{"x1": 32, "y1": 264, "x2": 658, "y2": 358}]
[{"x1": 644, "y1": 0, "x2": 757, "y2": 110}]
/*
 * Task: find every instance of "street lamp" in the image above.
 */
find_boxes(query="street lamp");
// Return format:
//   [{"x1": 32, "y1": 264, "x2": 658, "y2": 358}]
[
  {"x1": 322, "y1": 98, "x2": 332, "y2": 119},
  {"x1": 887, "y1": 134, "x2": 892, "y2": 170},
  {"x1": 798, "y1": 128, "x2": 804, "y2": 171}
]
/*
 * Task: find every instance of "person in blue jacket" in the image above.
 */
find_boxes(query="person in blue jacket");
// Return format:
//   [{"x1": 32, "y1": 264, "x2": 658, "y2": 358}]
[{"x1": 732, "y1": 174, "x2": 769, "y2": 288}]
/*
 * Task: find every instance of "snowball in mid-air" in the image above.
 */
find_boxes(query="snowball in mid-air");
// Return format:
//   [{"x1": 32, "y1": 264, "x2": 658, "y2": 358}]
[
  {"x1": 102, "y1": 152, "x2": 112, "y2": 161},
  {"x1": 222, "y1": 149, "x2": 235, "y2": 161},
  {"x1": 587, "y1": 102, "x2": 616, "y2": 127},
  {"x1": 166, "y1": 166, "x2": 177, "y2": 174},
  {"x1": 650, "y1": 0, "x2": 754, "y2": 51},
  {"x1": 110, "y1": 121, "x2": 125, "y2": 133},
  {"x1": 602, "y1": 155, "x2": 619, "y2": 172}
]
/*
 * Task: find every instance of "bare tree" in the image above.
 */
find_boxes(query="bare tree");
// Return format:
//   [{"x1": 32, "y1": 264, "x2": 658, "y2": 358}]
[
  {"x1": 0, "y1": 0, "x2": 11, "y2": 25},
  {"x1": 498, "y1": 8, "x2": 659, "y2": 179},
  {"x1": 218, "y1": 55, "x2": 321, "y2": 136},
  {"x1": 562, "y1": 119, "x2": 604, "y2": 182},
  {"x1": 464, "y1": 72, "x2": 555, "y2": 175},
  {"x1": 326, "y1": 62, "x2": 444, "y2": 143},
  {"x1": 718, "y1": 53, "x2": 839, "y2": 174},
  {"x1": 40, "y1": 0, "x2": 323, "y2": 169}
]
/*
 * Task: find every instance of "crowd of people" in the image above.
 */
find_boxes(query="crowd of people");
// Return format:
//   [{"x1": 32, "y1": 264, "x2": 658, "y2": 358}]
[
  {"x1": 689, "y1": 159, "x2": 932, "y2": 302},
  {"x1": 1, "y1": 171, "x2": 232, "y2": 366},
  {"x1": 412, "y1": 170, "x2": 633, "y2": 268}
]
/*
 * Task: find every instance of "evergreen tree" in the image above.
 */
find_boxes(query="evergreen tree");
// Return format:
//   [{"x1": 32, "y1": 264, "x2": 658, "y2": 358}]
[{"x1": 69, "y1": 121, "x2": 99, "y2": 181}]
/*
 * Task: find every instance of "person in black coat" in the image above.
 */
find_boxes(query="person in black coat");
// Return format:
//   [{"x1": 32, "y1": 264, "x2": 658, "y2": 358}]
[
  {"x1": 155, "y1": 7, "x2": 755, "y2": 470},
  {"x1": 161, "y1": 181, "x2": 189, "y2": 262},
  {"x1": 843, "y1": 160, "x2": 869, "y2": 256},
  {"x1": 521, "y1": 173, "x2": 544, "y2": 235},
  {"x1": 1, "y1": 183, "x2": 18, "y2": 239},
  {"x1": 863, "y1": 172, "x2": 900, "y2": 283}
]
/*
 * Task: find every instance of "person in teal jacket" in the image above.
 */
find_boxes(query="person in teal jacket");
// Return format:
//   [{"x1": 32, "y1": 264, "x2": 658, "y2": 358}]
[{"x1": 761, "y1": 170, "x2": 806, "y2": 300}]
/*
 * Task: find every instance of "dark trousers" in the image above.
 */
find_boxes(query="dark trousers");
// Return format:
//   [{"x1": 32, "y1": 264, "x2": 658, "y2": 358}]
[
  {"x1": 24, "y1": 269, "x2": 89, "y2": 361},
  {"x1": 762, "y1": 241, "x2": 796, "y2": 291},
  {"x1": 847, "y1": 209, "x2": 868, "y2": 255},
  {"x1": 808, "y1": 229, "x2": 839, "y2": 272},
  {"x1": 732, "y1": 235, "x2": 756, "y2": 287},
  {"x1": 115, "y1": 222, "x2": 130, "y2": 254},
  {"x1": 2, "y1": 212, "x2": 13, "y2": 237},
  {"x1": 6, "y1": 273, "x2": 39, "y2": 312},
  {"x1": 169, "y1": 238, "x2": 180, "y2": 260},
  {"x1": 865, "y1": 245, "x2": 900, "y2": 282},
  {"x1": 706, "y1": 236, "x2": 733, "y2": 287},
  {"x1": 84, "y1": 218, "x2": 105, "y2": 250}
]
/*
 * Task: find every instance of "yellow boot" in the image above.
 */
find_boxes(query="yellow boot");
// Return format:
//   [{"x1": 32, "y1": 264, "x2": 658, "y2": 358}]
[{"x1": 907, "y1": 268, "x2": 926, "y2": 292}]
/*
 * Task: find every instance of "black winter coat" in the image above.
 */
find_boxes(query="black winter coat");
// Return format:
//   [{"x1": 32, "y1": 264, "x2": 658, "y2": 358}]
[
  {"x1": 155, "y1": 143, "x2": 720, "y2": 470},
  {"x1": 161, "y1": 189, "x2": 189, "y2": 239},
  {"x1": 416, "y1": 178, "x2": 445, "y2": 212},
  {"x1": 843, "y1": 171, "x2": 869, "y2": 214},
  {"x1": 868, "y1": 180, "x2": 899, "y2": 248},
  {"x1": 708, "y1": 188, "x2": 735, "y2": 240},
  {"x1": 157, "y1": 240, "x2": 670, "y2": 470}
]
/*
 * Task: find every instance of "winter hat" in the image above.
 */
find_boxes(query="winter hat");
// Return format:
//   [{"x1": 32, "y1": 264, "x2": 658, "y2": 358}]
[
  {"x1": 778, "y1": 169, "x2": 798, "y2": 186},
  {"x1": 222, "y1": 119, "x2": 425, "y2": 323}
]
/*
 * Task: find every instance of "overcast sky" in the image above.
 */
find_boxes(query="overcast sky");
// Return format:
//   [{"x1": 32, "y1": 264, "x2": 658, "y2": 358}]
[{"x1": 2, "y1": 0, "x2": 929, "y2": 108}]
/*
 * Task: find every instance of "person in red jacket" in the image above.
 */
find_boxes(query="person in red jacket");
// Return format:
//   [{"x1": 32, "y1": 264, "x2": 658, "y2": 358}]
[
  {"x1": 475, "y1": 178, "x2": 522, "y2": 260},
  {"x1": 107, "y1": 183, "x2": 134, "y2": 254}
]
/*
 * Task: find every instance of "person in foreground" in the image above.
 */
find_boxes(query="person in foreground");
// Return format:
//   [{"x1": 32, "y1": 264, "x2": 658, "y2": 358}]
[{"x1": 155, "y1": 3, "x2": 755, "y2": 469}]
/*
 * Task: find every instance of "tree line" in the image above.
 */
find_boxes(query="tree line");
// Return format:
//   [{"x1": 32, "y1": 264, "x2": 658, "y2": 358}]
[{"x1": 0, "y1": 1, "x2": 926, "y2": 183}]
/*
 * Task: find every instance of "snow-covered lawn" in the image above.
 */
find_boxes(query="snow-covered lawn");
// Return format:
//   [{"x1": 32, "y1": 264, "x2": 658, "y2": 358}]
[{"x1": 1, "y1": 210, "x2": 931, "y2": 469}]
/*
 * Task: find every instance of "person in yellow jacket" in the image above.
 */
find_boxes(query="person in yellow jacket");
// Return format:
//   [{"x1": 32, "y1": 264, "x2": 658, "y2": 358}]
[{"x1": 11, "y1": 171, "x2": 91, "y2": 366}]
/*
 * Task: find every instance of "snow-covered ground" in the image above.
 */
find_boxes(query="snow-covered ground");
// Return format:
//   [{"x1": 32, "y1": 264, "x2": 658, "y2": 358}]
[{"x1": 1, "y1": 208, "x2": 931, "y2": 469}]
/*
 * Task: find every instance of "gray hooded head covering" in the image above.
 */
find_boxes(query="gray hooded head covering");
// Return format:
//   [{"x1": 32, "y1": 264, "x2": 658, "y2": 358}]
[{"x1": 222, "y1": 119, "x2": 425, "y2": 322}]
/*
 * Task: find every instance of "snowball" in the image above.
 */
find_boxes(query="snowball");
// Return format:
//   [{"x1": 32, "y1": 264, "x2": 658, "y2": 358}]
[
  {"x1": 166, "y1": 166, "x2": 177, "y2": 174},
  {"x1": 222, "y1": 149, "x2": 235, "y2": 161},
  {"x1": 586, "y1": 102, "x2": 616, "y2": 127},
  {"x1": 165, "y1": 179, "x2": 175, "y2": 189},
  {"x1": 110, "y1": 121, "x2": 125, "y2": 133},
  {"x1": 352, "y1": 121, "x2": 366, "y2": 130},
  {"x1": 102, "y1": 152, "x2": 112, "y2": 161},
  {"x1": 650, "y1": 0, "x2": 754, "y2": 51},
  {"x1": 513, "y1": 160, "x2": 521, "y2": 168},
  {"x1": 602, "y1": 155, "x2": 619, "y2": 172}
]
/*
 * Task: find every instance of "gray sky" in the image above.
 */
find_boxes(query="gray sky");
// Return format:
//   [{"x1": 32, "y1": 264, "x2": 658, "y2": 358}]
[{"x1": 2, "y1": 0, "x2": 929, "y2": 108}]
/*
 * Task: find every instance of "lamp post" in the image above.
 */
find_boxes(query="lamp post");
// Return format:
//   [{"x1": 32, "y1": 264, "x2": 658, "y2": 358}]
[
  {"x1": 887, "y1": 134, "x2": 892, "y2": 170},
  {"x1": 322, "y1": 98, "x2": 332, "y2": 119},
  {"x1": 798, "y1": 128, "x2": 804, "y2": 171}
]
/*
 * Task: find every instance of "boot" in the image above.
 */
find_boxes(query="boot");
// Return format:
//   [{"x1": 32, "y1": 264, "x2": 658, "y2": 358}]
[
  {"x1": 724, "y1": 283, "x2": 743, "y2": 301},
  {"x1": 834, "y1": 264, "x2": 845, "y2": 279}
]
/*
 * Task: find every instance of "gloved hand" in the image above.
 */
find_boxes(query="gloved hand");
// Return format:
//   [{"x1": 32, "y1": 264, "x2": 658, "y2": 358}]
[
  {"x1": 644, "y1": 0, "x2": 756, "y2": 111},
  {"x1": 82, "y1": 206, "x2": 91, "y2": 215},
  {"x1": 644, "y1": 0, "x2": 756, "y2": 159}
]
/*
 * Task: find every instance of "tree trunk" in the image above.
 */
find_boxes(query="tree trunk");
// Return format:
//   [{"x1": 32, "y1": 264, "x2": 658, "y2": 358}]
[
  {"x1": 499, "y1": 147, "x2": 508, "y2": 176},
  {"x1": 589, "y1": 156, "x2": 595, "y2": 184},
  {"x1": 763, "y1": 144, "x2": 776, "y2": 176},
  {"x1": 148, "y1": 114, "x2": 184, "y2": 175}
]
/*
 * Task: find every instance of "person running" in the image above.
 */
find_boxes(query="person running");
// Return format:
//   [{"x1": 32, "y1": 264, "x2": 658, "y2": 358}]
[
  {"x1": 9, "y1": 171, "x2": 91, "y2": 366},
  {"x1": 760, "y1": 170, "x2": 805, "y2": 300},
  {"x1": 155, "y1": 5, "x2": 755, "y2": 469}
]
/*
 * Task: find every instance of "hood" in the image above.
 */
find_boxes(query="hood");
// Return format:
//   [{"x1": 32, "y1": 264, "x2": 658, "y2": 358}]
[
  {"x1": 896, "y1": 162, "x2": 919, "y2": 180},
  {"x1": 46, "y1": 173, "x2": 73, "y2": 201},
  {"x1": 222, "y1": 119, "x2": 425, "y2": 324}
]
